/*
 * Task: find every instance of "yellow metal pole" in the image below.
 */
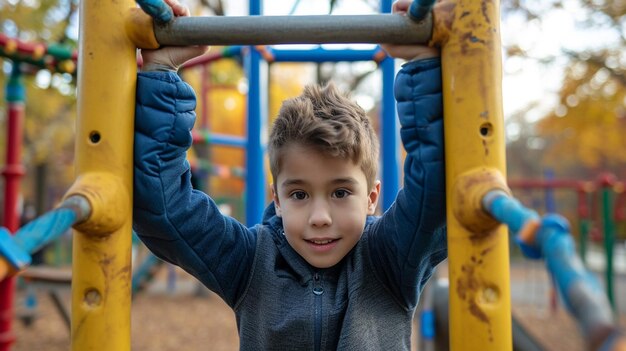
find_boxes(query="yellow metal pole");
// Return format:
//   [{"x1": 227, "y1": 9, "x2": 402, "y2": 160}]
[
  {"x1": 66, "y1": 0, "x2": 138, "y2": 349},
  {"x1": 432, "y1": 0, "x2": 512, "y2": 350}
]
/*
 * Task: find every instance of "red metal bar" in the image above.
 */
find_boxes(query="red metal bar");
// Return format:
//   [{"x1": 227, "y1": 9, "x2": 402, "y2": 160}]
[
  {"x1": 0, "y1": 70, "x2": 26, "y2": 351},
  {"x1": 0, "y1": 33, "x2": 75, "y2": 61},
  {"x1": 577, "y1": 188, "x2": 591, "y2": 219},
  {"x1": 614, "y1": 190, "x2": 626, "y2": 221},
  {"x1": 2, "y1": 104, "x2": 25, "y2": 231}
]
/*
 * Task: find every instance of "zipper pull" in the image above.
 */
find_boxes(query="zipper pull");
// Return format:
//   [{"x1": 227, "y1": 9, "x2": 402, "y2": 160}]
[{"x1": 313, "y1": 273, "x2": 323, "y2": 295}]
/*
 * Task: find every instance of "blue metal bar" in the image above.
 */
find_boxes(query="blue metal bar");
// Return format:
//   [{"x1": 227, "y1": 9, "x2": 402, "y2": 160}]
[
  {"x1": 245, "y1": 0, "x2": 267, "y2": 226},
  {"x1": 535, "y1": 215, "x2": 614, "y2": 331},
  {"x1": 381, "y1": 0, "x2": 393, "y2": 14},
  {"x1": 380, "y1": 0, "x2": 399, "y2": 211},
  {"x1": 0, "y1": 195, "x2": 90, "y2": 271},
  {"x1": 193, "y1": 131, "x2": 247, "y2": 148},
  {"x1": 380, "y1": 56, "x2": 398, "y2": 211},
  {"x1": 483, "y1": 191, "x2": 539, "y2": 233},
  {"x1": 544, "y1": 168, "x2": 557, "y2": 213},
  {"x1": 483, "y1": 191, "x2": 621, "y2": 344},
  {"x1": 408, "y1": 0, "x2": 436, "y2": 22},
  {"x1": 483, "y1": 190, "x2": 542, "y2": 258},
  {"x1": 268, "y1": 47, "x2": 384, "y2": 63},
  {"x1": 135, "y1": 0, "x2": 172, "y2": 24},
  {"x1": 14, "y1": 209, "x2": 76, "y2": 255},
  {"x1": 16, "y1": 196, "x2": 90, "y2": 254},
  {"x1": 0, "y1": 229, "x2": 30, "y2": 269}
]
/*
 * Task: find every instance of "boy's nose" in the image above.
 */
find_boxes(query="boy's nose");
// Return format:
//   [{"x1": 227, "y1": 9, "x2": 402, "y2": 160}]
[{"x1": 308, "y1": 200, "x2": 332, "y2": 227}]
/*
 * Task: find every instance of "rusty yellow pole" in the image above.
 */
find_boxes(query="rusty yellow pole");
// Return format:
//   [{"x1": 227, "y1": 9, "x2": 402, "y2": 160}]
[
  {"x1": 65, "y1": 0, "x2": 139, "y2": 349},
  {"x1": 431, "y1": 0, "x2": 512, "y2": 350}
]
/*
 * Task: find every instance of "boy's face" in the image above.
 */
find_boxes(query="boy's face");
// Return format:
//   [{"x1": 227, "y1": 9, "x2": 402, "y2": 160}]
[{"x1": 272, "y1": 144, "x2": 380, "y2": 269}]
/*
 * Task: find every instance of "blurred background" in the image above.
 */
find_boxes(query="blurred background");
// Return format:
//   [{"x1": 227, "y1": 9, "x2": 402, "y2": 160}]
[{"x1": 0, "y1": 0, "x2": 625, "y2": 350}]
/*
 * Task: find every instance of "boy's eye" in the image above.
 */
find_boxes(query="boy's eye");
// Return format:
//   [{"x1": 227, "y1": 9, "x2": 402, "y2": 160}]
[
  {"x1": 290, "y1": 191, "x2": 308, "y2": 200},
  {"x1": 333, "y1": 189, "x2": 350, "y2": 199}
]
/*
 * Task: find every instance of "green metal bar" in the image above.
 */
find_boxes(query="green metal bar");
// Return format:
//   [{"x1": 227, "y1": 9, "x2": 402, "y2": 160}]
[
  {"x1": 601, "y1": 177, "x2": 616, "y2": 311},
  {"x1": 577, "y1": 187, "x2": 592, "y2": 266},
  {"x1": 579, "y1": 218, "x2": 590, "y2": 266}
]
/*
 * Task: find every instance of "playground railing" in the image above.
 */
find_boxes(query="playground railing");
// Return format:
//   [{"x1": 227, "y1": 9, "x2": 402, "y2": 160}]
[
  {"x1": 0, "y1": 195, "x2": 90, "y2": 280},
  {"x1": 483, "y1": 190, "x2": 626, "y2": 351},
  {"x1": 133, "y1": 0, "x2": 434, "y2": 46}
]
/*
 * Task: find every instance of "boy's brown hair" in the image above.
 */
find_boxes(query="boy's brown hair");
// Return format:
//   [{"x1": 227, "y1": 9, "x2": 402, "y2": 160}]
[{"x1": 268, "y1": 82, "x2": 380, "y2": 189}]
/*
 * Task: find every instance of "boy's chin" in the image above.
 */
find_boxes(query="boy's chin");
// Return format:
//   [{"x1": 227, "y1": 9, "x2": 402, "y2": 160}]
[{"x1": 304, "y1": 255, "x2": 344, "y2": 269}]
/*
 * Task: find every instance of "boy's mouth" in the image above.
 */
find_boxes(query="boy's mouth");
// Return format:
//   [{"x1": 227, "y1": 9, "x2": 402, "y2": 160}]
[
  {"x1": 306, "y1": 238, "x2": 339, "y2": 253},
  {"x1": 308, "y1": 239, "x2": 336, "y2": 245}
]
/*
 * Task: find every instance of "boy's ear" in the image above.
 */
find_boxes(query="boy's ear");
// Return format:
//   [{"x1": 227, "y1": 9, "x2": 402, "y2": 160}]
[
  {"x1": 367, "y1": 181, "x2": 381, "y2": 215},
  {"x1": 271, "y1": 184, "x2": 282, "y2": 217}
]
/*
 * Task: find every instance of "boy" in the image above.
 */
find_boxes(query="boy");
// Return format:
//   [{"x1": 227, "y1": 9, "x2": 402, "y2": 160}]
[{"x1": 133, "y1": 0, "x2": 447, "y2": 349}]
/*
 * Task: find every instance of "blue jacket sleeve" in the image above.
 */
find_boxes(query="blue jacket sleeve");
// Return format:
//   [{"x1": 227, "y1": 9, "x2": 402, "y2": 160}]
[
  {"x1": 368, "y1": 58, "x2": 447, "y2": 309},
  {"x1": 133, "y1": 71, "x2": 256, "y2": 306}
]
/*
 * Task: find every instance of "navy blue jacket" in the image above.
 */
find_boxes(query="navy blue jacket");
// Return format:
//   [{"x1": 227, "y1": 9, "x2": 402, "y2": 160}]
[{"x1": 133, "y1": 58, "x2": 447, "y2": 350}]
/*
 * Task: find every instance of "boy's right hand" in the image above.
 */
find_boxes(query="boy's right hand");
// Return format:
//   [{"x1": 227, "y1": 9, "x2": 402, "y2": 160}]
[
  {"x1": 140, "y1": 0, "x2": 210, "y2": 72},
  {"x1": 380, "y1": 0, "x2": 440, "y2": 61}
]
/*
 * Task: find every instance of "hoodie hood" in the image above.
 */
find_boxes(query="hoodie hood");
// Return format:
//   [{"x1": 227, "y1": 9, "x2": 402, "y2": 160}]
[{"x1": 261, "y1": 201, "x2": 283, "y2": 234}]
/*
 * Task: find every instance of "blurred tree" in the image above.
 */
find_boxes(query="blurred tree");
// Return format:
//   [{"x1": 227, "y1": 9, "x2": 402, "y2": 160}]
[
  {"x1": 537, "y1": 61, "x2": 626, "y2": 177},
  {"x1": 505, "y1": 102, "x2": 548, "y2": 177},
  {"x1": 502, "y1": 0, "x2": 625, "y2": 179},
  {"x1": 0, "y1": 0, "x2": 76, "y2": 42},
  {"x1": 1, "y1": 0, "x2": 78, "y2": 212}
]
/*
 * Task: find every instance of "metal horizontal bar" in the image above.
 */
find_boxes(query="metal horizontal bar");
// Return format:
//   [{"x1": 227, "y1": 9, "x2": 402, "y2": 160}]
[{"x1": 154, "y1": 14, "x2": 432, "y2": 46}]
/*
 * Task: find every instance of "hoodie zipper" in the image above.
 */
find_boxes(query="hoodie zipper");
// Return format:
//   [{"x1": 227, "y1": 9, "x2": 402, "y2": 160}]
[{"x1": 313, "y1": 272, "x2": 323, "y2": 351}]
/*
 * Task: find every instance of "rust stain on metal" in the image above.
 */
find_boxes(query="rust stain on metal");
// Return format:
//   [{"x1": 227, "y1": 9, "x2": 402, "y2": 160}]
[
  {"x1": 469, "y1": 300, "x2": 489, "y2": 323},
  {"x1": 480, "y1": 247, "x2": 494, "y2": 257},
  {"x1": 100, "y1": 254, "x2": 114, "y2": 267},
  {"x1": 482, "y1": 139, "x2": 489, "y2": 156},
  {"x1": 73, "y1": 314, "x2": 88, "y2": 339},
  {"x1": 100, "y1": 252, "x2": 133, "y2": 294},
  {"x1": 459, "y1": 31, "x2": 471, "y2": 54},
  {"x1": 469, "y1": 229, "x2": 493, "y2": 244},
  {"x1": 481, "y1": 0, "x2": 492, "y2": 24},
  {"x1": 117, "y1": 264, "x2": 133, "y2": 292},
  {"x1": 458, "y1": 30, "x2": 486, "y2": 54},
  {"x1": 117, "y1": 264, "x2": 131, "y2": 278},
  {"x1": 456, "y1": 259, "x2": 492, "y2": 327},
  {"x1": 456, "y1": 246, "x2": 497, "y2": 342}
]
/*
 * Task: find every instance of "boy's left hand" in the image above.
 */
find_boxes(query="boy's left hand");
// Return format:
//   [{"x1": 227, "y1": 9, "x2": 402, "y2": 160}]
[
  {"x1": 380, "y1": 0, "x2": 440, "y2": 61},
  {"x1": 140, "y1": 0, "x2": 210, "y2": 72}
]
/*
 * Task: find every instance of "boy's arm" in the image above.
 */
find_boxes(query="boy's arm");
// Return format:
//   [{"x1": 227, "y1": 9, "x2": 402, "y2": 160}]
[
  {"x1": 367, "y1": 57, "x2": 447, "y2": 309},
  {"x1": 133, "y1": 71, "x2": 256, "y2": 306}
]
